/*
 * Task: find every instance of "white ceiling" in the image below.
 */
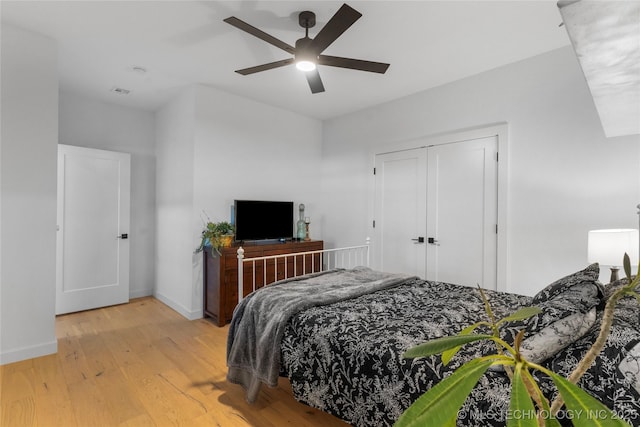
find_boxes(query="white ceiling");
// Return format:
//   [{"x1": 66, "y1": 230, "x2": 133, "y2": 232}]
[{"x1": 1, "y1": 1, "x2": 571, "y2": 120}]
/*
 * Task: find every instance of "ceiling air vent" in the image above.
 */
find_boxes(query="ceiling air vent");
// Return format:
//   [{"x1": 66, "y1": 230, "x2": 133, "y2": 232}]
[{"x1": 110, "y1": 87, "x2": 131, "y2": 95}]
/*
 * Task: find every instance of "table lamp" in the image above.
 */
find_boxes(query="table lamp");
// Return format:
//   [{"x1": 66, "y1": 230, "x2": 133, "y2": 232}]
[{"x1": 588, "y1": 229, "x2": 639, "y2": 282}]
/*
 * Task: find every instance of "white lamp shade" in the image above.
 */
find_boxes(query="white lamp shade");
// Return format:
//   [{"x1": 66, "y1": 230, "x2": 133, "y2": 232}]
[{"x1": 588, "y1": 229, "x2": 639, "y2": 266}]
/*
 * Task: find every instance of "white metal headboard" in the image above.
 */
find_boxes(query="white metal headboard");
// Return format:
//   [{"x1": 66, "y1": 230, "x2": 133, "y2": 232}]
[{"x1": 237, "y1": 239, "x2": 370, "y2": 303}]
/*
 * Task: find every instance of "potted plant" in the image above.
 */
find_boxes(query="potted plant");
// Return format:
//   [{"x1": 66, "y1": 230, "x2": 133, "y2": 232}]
[{"x1": 195, "y1": 221, "x2": 235, "y2": 255}]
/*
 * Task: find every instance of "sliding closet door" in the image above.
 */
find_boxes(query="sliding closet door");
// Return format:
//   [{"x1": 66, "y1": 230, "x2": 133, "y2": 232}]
[{"x1": 426, "y1": 136, "x2": 498, "y2": 290}]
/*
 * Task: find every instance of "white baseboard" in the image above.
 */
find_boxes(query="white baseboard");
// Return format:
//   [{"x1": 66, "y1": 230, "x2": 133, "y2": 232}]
[
  {"x1": 0, "y1": 340, "x2": 57, "y2": 366},
  {"x1": 153, "y1": 292, "x2": 203, "y2": 320}
]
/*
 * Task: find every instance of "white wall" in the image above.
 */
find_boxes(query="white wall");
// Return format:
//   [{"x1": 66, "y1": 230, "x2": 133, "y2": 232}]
[
  {"x1": 193, "y1": 85, "x2": 323, "y2": 225},
  {"x1": 154, "y1": 84, "x2": 323, "y2": 319},
  {"x1": 155, "y1": 87, "x2": 197, "y2": 318},
  {"x1": 321, "y1": 46, "x2": 640, "y2": 295},
  {"x1": 58, "y1": 91, "x2": 156, "y2": 298},
  {"x1": 191, "y1": 85, "x2": 323, "y2": 312},
  {"x1": 0, "y1": 24, "x2": 59, "y2": 364}
]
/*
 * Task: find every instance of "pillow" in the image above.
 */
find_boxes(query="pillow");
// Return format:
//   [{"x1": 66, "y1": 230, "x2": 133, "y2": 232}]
[
  {"x1": 519, "y1": 307, "x2": 596, "y2": 363},
  {"x1": 500, "y1": 265, "x2": 604, "y2": 364},
  {"x1": 545, "y1": 316, "x2": 640, "y2": 424},
  {"x1": 603, "y1": 277, "x2": 640, "y2": 325},
  {"x1": 604, "y1": 276, "x2": 638, "y2": 303},
  {"x1": 618, "y1": 340, "x2": 640, "y2": 397},
  {"x1": 532, "y1": 263, "x2": 602, "y2": 304},
  {"x1": 616, "y1": 304, "x2": 640, "y2": 327}
]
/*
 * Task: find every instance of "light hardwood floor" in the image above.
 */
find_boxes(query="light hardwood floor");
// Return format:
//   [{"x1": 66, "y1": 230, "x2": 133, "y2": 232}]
[{"x1": 0, "y1": 297, "x2": 348, "y2": 427}]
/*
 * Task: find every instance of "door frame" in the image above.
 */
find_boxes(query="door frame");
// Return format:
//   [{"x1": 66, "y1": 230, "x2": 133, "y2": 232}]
[{"x1": 368, "y1": 123, "x2": 509, "y2": 292}]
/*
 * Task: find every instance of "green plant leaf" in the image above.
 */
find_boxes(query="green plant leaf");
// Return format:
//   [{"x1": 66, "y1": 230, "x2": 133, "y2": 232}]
[
  {"x1": 394, "y1": 358, "x2": 496, "y2": 427},
  {"x1": 521, "y1": 369, "x2": 562, "y2": 427},
  {"x1": 623, "y1": 253, "x2": 632, "y2": 280},
  {"x1": 507, "y1": 364, "x2": 538, "y2": 427},
  {"x1": 513, "y1": 330, "x2": 525, "y2": 354},
  {"x1": 497, "y1": 306, "x2": 542, "y2": 325},
  {"x1": 403, "y1": 334, "x2": 494, "y2": 359},
  {"x1": 441, "y1": 322, "x2": 486, "y2": 365},
  {"x1": 478, "y1": 286, "x2": 497, "y2": 324},
  {"x1": 546, "y1": 370, "x2": 631, "y2": 426}
]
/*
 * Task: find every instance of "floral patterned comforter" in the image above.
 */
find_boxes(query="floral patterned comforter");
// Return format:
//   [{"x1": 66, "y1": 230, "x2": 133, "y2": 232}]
[{"x1": 279, "y1": 277, "x2": 640, "y2": 426}]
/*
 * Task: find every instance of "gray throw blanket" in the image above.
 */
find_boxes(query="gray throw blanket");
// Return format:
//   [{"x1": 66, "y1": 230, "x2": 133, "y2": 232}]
[{"x1": 226, "y1": 266, "x2": 415, "y2": 403}]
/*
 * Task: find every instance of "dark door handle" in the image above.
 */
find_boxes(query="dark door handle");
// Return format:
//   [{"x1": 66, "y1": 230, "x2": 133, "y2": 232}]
[
  {"x1": 411, "y1": 237, "x2": 425, "y2": 243},
  {"x1": 117, "y1": 233, "x2": 128, "y2": 239},
  {"x1": 427, "y1": 237, "x2": 439, "y2": 245}
]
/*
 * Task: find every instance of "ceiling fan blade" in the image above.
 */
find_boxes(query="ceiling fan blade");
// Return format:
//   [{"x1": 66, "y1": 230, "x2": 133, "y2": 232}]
[
  {"x1": 306, "y1": 69, "x2": 325, "y2": 94},
  {"x1": 318, "y1": 55, "x2": 390, "y2": 74},
  {"x1": 235, "y1": 58, "x2": 295, "y2": 75},
  {"x1": 224, "y1": 16, "x2": 295, "y2": 54},
  {"x1": 308, "y1": 4, "x2": 362, "y2": 54}
]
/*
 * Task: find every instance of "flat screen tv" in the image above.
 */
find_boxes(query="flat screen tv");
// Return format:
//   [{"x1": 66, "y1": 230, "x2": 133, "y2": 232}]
[{"x1": 234, "y1": 200, "x2": 294, "y2": 242}]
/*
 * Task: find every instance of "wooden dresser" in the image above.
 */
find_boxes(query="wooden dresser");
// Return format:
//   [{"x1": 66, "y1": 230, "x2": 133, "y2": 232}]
[{"x1": 203, "y1": 240, "x2": 323, "y2": 326}]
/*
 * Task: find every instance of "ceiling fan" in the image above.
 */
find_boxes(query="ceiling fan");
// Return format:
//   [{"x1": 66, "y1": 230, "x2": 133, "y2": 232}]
[{"x1": 223, "y1": 3, "x2": 390, "y2": 94}]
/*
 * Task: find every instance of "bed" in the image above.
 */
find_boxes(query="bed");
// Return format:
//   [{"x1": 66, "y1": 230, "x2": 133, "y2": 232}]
[{"x1": 227, "y1": 240, "x2": 640, "y2": 426}]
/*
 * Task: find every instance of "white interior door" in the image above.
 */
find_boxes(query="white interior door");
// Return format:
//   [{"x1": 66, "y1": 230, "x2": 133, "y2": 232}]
[
  {"x1": 56, "y1": 145, "x2": 130, "y2": 315},
  {"x1": 426, "y1": 136, "x2": 498, "y2": 289},
  {"x1": 374, "y1": 148, "x2": 427, "y2": 277}
]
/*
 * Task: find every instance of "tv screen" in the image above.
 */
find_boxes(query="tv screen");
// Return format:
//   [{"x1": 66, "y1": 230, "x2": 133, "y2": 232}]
[{"x1": 234, "y1": 200, "x2": 294, "y2": 242}]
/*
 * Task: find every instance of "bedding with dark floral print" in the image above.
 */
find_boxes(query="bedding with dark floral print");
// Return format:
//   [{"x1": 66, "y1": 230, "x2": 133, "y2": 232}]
[{"x1": 278, "y1": 272, "x2": 639, "y2": 426}]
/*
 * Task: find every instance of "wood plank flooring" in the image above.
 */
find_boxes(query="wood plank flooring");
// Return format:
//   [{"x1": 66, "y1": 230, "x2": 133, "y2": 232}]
[{"x1": 0, "y1": 297, "x2": 348, "y2": 427}]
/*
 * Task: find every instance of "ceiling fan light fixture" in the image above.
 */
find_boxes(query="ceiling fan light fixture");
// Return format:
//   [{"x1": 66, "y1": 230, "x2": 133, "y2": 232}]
[
  {"x1": 296, "y1": 60, "x2": 316, "y2": 72},
  {"x1": 224, "y1": 4, "x2": 389, "y2": 94},
  {"x1": 294, "y1": 35, "x2": 316, "y2": 72}
]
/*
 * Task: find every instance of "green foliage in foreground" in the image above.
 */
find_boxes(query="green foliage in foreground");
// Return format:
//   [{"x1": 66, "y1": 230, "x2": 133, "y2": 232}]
[{"x1": 395, "y1": 254, "x2": 640, "y2": 427}]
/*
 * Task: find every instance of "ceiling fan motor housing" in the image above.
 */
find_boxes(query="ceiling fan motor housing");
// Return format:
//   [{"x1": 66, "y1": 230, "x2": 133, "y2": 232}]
[
  {"x1": 299, "y1": 11, "x2": 316, "y2": 29},
  {"x1": 295, "y1": 36, "x2": 317, "y2": 65}
]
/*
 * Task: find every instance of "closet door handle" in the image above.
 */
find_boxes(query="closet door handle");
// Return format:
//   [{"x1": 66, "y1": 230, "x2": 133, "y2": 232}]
[
  {"x1": 411, "y1": 237, "x2": 425, "y2": 244},
  {"x1": 427, "y1": 237, "x2": 439, "y2": 245}
]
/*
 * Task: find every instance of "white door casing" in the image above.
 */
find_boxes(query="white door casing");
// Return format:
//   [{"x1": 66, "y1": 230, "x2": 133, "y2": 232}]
[
  {"x1": 426, "y1": 136, "x2": 498, "y2": 290},
  {"x1": 56, "y1": 145, "x2": 130, "y2": 315}
]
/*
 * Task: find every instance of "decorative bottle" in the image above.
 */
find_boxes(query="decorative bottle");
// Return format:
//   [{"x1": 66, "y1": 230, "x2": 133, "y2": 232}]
[{"x1": 296, "y1": 204, "x2": 306, "y2": 241}]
